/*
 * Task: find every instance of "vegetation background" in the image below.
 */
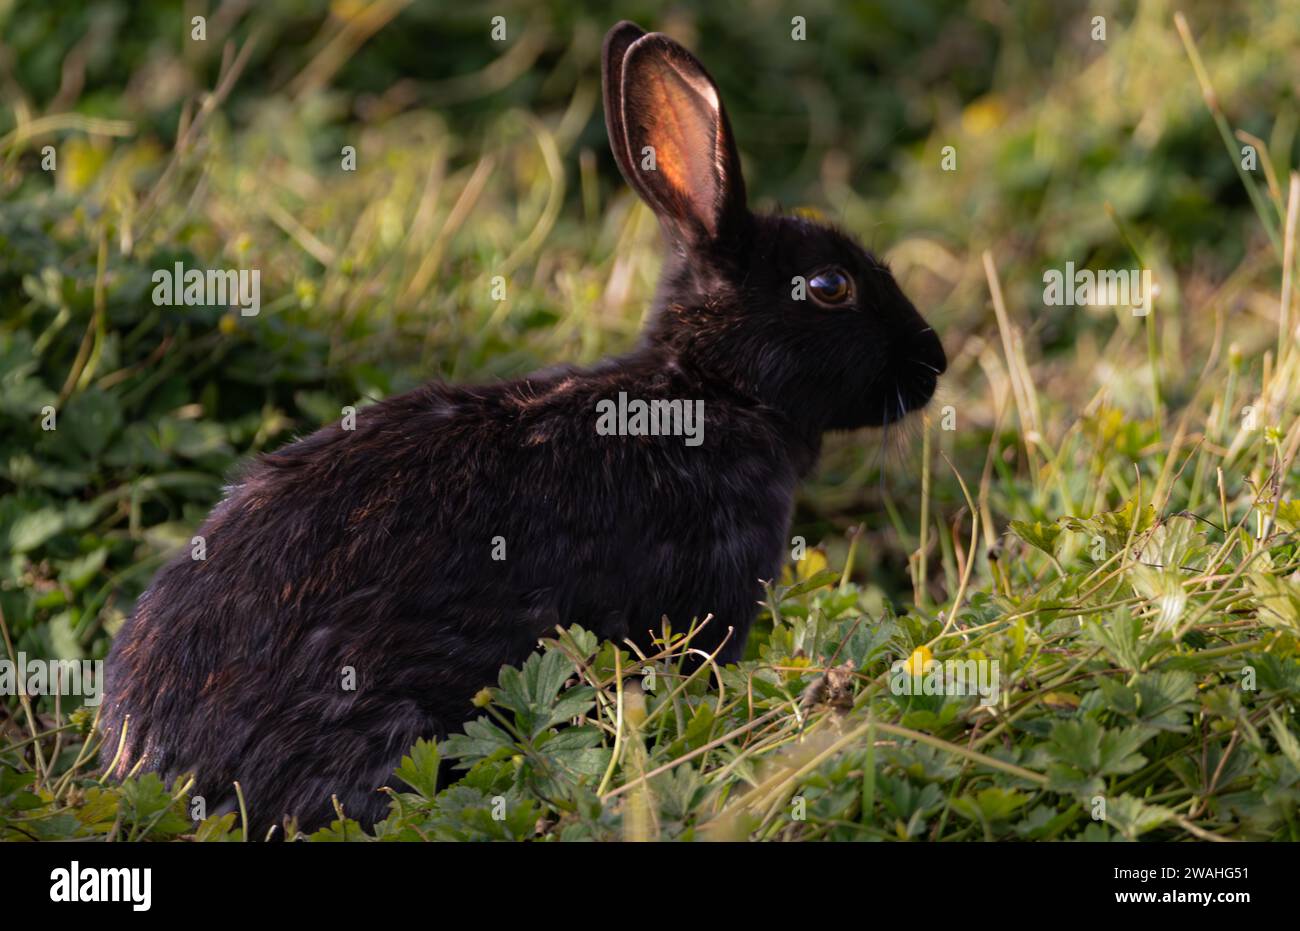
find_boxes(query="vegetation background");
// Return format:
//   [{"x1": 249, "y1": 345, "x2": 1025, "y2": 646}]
[{"x1": 3, "y1": 0, "x2": 1300, "y2": 841}]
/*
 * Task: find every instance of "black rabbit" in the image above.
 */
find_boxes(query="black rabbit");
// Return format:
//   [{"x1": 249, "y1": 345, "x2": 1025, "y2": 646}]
[{"x1": 100, "y1": 20, "x2": 946, "y2": 835}]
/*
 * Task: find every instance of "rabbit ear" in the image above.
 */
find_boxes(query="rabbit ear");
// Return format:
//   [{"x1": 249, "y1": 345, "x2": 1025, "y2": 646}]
[
  {"x1": 601, "y1": 21, "x2": 647, "y2": 193},
  {"x1": 614, "y1": 32, "x2": 748, "y2": 245}
]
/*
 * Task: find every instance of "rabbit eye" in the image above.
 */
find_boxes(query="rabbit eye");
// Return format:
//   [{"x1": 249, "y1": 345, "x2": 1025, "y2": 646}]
[{"x1": 808, "y1": 268, "x2": 852, "y2": 306}]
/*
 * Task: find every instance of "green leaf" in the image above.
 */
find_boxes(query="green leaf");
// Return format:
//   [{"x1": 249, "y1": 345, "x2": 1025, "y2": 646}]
[
  {"x1": 1105, "y1": 795, "x2": 1173, "y2": 840},
  {"x1": 48, "y1": 610, "x2": 84, "y2": 661},
  {"x1": 1045, "y1": 719, "x2": 1148, "y2": 800},
  {"x1": 394, "y1": 738, "x2": 442, "y2": 799},
  {"x1": 1274, "y1": 500, "x2": 1300, "y2": 532},
  {"x1": 193, "y1": 812, "x2": 243, "y2": 842},
  {"x1": 63, "y1": 388, "x2": 123, "y2": 458},
  {"x1": 441, "y1": 716, "x2": 515, "y2": 769},
  {"x1": 1248, "y1": 572, "x2": 1300, "y2": 631},
  {"x1": 495, "y1": 648, "x2": 578, "y2": 738},
  {"x1": 534, "y1": 726, "x2": 610, "y2": 783},
  {"x1": 117, "y1": 774, "x2": 191, "y2": 838},
  {"x1": 158, "y1": 417, "x2": 233, "y2": 461},
  {"x1": 779, "y1": 568, "x2": 840, "y2": 601},
  {"x1": 308, "y1": 817, "x2": 374, "y2": 842},
  {"x1": 1064, "y1": 499, "x2": 1155, "y2": 555},
  {"x1": 1128, "y1": 565, "x2": 1188, "y2": 634},
  {"x1": 56, "y1": 547, "x2": 108, "y2": 591},
  {"x1": 1009, "y1": 519, "x2": 1062, "y2": 557},
  {"x1": 1084, "y1": 608, "x2": 1152, "y2": 672},
  {"x1": 1096, "y1": 670, "x2": 1196, "y2": 732},
  {"x1": 951, "y1": 786, "x2": 1031, "y2": 823},
  {"x1": 5, "y1": 507, "x2": 64, "y2": 553}
]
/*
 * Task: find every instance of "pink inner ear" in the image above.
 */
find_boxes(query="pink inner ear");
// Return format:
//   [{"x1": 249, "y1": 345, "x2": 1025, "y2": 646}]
[{"x1": 622, "y1": 47, "x2": 724, "y2": 236}]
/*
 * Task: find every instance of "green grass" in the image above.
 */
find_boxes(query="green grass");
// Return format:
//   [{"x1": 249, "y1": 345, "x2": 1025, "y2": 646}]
[{"x1": 3, "y1": 0, "x2": 1300, "y2": 840}]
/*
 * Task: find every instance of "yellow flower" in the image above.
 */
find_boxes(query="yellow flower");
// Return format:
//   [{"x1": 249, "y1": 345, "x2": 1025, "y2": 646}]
[
  {"x1": 960, "y1": 95, "x2": 1006, "y2": 136},
  {"x1": 60, "y1": 138, "x2": 108, "y2": 194},
  {"x1": 796, "y1": 548, "x2": 829, "y2": 580},
  {"x1": 472, "y1": 687, "x2": 493, "y2": 708},
  {"x1": 903, "y1": 645, "x2": 934, "y2": 677},
  {"x1": 780, "y1": 547, "x2": 829, "y2": 585}
]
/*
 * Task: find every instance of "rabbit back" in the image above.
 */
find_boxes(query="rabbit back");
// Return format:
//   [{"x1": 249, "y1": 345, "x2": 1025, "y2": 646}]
[{"x1": 100, "y1": 355, "x2": 809, "y2": 832}]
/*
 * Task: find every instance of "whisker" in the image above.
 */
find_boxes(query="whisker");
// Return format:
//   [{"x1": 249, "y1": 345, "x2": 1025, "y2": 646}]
[
  {"x1": 877, "y1": 400, "x2": 890, "y2": 496},
  {"x1": 909, "y1": 358, "x2": 941, "y2": 374}
]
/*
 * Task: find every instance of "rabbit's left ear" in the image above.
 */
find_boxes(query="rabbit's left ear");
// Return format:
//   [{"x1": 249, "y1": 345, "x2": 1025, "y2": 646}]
[{"x1": 613, "y1": 32, "x2": 748, "y2": 246}]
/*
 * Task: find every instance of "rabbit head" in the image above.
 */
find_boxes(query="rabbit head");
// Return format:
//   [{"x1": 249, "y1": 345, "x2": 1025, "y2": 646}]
[{"x1": 603, "y1": 21, "x2": 946, "y2": 434}]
